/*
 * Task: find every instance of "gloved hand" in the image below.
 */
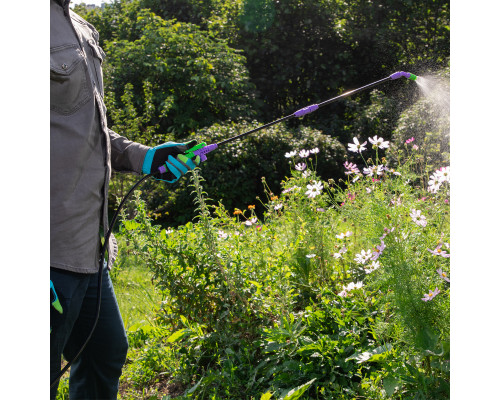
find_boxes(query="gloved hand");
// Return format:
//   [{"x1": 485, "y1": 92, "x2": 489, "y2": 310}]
[{"x1": 142, "y1": 140, "x2": 204, "y2": 183}]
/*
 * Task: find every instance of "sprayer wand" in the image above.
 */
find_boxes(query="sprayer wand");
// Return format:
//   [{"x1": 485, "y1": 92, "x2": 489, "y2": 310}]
[
  {"x1": 190, "y1": 71, "x2": 417, "y2": 161},
  {"x1": 50, "y1": 70, "x2": 417, "y2": 391}
]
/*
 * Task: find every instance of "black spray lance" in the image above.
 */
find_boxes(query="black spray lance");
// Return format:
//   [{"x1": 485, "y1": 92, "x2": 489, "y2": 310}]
[{"x1": 177, "y1": 71, "x2": 418, "y2": 164}]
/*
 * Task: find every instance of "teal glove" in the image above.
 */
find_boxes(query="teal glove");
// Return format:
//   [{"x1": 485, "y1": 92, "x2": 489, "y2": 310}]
[{"x1": 142, "y1": 140, "x2": 202, "y2": 183}]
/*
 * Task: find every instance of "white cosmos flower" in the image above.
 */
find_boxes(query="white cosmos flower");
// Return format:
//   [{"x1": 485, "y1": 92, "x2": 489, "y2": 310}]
[
  {"x1": 368, "y1": 135, "x2": 390, "y2": 149},
  {"x1": 347, "y1": 137, "x2": 367, "y2": 153},
  {"x1": 305, "y1": 181, "x2": 323, "y2": 198},
  {"x1": 244, "y1": 217, "x2": 258, "y2": 226},
  {"x1": 217, "y1": 230, "x2": 228, "y2": 239},
  {"x1": 410, "y1": 209, "x2": 427, "y2": 227},
  {"x1": 354, "y1": 249, "x2": 372, "y2": 264},
  {"x1": 335, "y1": 231, "x2": 353, "y2": 239},
  {"x1": 365, "y1": 260, "x2": 380, "y2": 274},
  {"x1": 295, "y1": 163, "x2": 306, "y2": 171}
]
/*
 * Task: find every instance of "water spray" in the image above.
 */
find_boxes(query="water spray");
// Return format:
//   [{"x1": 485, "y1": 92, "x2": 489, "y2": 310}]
[{"x1": 174, "y1": 71, "x2": 419, "y2": 165}]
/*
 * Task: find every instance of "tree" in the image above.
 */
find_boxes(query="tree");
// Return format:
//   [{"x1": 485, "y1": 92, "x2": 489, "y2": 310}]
[{"x1": 102, "y1": 9, "x2": 257, "y2": 137}]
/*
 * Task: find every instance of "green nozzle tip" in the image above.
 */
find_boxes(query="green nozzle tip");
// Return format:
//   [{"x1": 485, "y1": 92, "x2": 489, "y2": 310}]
[{"x1": 409, "y1": 73, "x2": 418, "y2": 81}]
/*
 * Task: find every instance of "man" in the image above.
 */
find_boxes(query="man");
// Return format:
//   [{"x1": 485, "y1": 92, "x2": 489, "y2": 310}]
[{"x1": 50, "y1": 1, "x2": 201, "y2": 398}]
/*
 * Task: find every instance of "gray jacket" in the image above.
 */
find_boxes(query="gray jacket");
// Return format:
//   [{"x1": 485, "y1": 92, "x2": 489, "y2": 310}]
[{"x1": 51, "y1": 0, "x2": 149, "y2": 273}]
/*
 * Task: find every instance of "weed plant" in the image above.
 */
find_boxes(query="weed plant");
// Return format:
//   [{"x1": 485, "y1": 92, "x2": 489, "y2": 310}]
[{"x1": 117, "y1": 135, "x2": 450, "y2": 399}]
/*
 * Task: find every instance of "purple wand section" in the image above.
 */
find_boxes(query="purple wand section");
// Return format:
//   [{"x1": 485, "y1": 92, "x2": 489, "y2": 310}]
[
  {"x1": 193, "y1": 143, "x2": 218, "y2": 162},
  {"x1": 390, "y1": 71, "x2": 411, "y2": 80},
  {"x1": 294, "y1": 104, "x2": 319, "y2": 117}
]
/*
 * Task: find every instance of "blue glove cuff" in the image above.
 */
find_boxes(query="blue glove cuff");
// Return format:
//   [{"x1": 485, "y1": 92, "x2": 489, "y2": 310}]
[{"x1": 142, "y1": 148, "x2": 156, "y2": 174}]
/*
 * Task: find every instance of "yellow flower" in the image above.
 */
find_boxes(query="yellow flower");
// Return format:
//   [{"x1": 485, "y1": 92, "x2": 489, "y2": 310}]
[
  {"x1": 248, "y1": 205, "x2": 255, "y2": 210},
  {"x1": 233, "y1": 208, "x2": 242, "y2": 215},
  {"x1": 271, "y1": 196, "x2": 278, "y2": 201}
]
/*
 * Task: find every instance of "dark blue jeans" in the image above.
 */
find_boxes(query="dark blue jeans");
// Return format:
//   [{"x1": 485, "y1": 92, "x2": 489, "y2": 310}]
[{"x1": 50, "y1": 267, "x2": 128, "y2": 400}]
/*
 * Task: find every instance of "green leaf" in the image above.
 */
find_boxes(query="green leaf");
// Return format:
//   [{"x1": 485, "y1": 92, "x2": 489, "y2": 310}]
[
  {"x1": 280, "y1": 378, "x2": 316, "y2": 400},
  {"x1": 383, "y1": 375, "x2": 399, "y2": 397},
  {"x1": 346, "y1": 344, "x2": 392, "y2": 364},
  {"x1": 260, "y1": 392, "x2": 273, "y2": 400},
  {"x1": 123, "y1": 220, "x2": 141, "y2": 231},
  {"x1": 166, "y1": 328, "x2": 187, "y2": 343}
]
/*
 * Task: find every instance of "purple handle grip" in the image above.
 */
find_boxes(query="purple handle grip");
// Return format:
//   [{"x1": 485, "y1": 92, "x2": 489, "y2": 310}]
[
  {"x1": 193, "y1": 143, "x2": 218, "y2": 156},
  {"x1": 390, "y1": 71, "x2": 411, "y2": 80},
  {"x1": 294, "y1": 104, "x2": 319, "y2": 117},
  {"x1": 193, "y1": 143, "x2": 218, "y2": 162}
]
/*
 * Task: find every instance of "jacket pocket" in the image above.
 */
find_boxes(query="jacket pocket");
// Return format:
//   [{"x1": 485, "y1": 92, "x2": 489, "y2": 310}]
[{"x1": 50, "y1": 44, "x2": 92, "y2": 115}]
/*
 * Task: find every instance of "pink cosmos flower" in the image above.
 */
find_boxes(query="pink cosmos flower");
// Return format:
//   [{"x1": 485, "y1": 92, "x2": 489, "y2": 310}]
[
  {"x1": 371, "y1": 241, "x2": 386, "y2": 261},
  {"x1": 282, "y1": 185, "x2": 299, "y2": 194},
  {"x1": 343, "y1": 161, "x2": 360, "y2": 175},
  {"x1": 380, "y1": 227, "x2": 395, "y2": 240},
  {"x1": 437, "y1": 268, "x2": 450, "y2": 282},
  {"x1": 405, "y1": 137, "x2": 415, "y2": 144},
  {"x1": 427, "y1": 244, "x2": 450, "y2": 258},
  {"x1": 422, "y1": 287, "x2": 441, "y2": 302}
]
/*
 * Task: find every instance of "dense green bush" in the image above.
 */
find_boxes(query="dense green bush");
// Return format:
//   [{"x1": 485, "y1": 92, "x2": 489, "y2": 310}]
[{"x1": 101, "y1": 9, "x2": 257, "y2": 136}]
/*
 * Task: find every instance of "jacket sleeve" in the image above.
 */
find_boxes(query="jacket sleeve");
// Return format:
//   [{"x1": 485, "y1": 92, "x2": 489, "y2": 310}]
[{"x1": 108, "y1": 128, "x2": 150, "y2": 174}]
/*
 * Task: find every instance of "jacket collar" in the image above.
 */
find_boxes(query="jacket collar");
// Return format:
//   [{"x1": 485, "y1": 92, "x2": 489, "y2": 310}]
[
  {"x1": 54, "y1": 0, "x2": 71, "y2": 16},
  {"x1": 55, "y1": 0, "x2": 70, "y2": 8}
]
